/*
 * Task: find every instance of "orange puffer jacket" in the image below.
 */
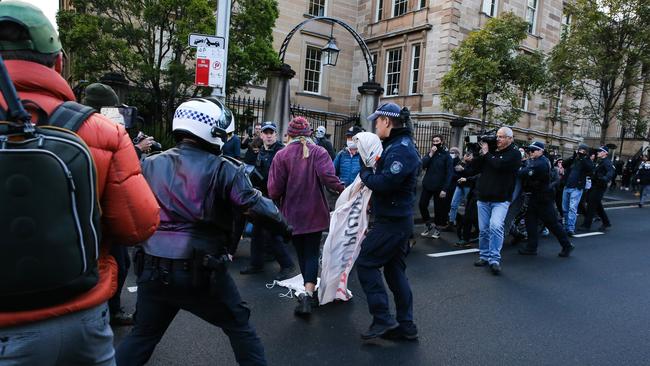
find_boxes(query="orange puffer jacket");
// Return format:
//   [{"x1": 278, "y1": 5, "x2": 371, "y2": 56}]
[{"x1": 0, "y1": 60, "x2": 160, "y2": 328}]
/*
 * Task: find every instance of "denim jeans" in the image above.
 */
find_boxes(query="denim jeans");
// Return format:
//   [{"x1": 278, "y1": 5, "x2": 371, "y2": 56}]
[
  {"x1": 477, "y1": 200, "x2": 510, "y2": 265},
  {"x1": 640, "y1": 185, "x2": 650, "y2": 205},
  {"x1": 448, "y1": 186, "x2": 470, "y2": 224},
  {"x1": 0, "y1": 303, "x2": 115, "y2": 366},
  {"x1": 562, "y1": 187, "x2": 583, "y2": 232}
]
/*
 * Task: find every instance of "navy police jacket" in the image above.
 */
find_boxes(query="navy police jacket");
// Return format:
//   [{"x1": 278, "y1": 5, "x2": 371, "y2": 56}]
[
  {"x1": 518, "y1": 155, "x2": 554, "y2": 201},
  {"x1": 360, "y1": 128, "x2": 421, "y2": 218}
]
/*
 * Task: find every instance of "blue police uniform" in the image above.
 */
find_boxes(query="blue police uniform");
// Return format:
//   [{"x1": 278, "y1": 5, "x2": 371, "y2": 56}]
[{"x1": 357, "y1": 127, "x2": 421, "y2": 338}]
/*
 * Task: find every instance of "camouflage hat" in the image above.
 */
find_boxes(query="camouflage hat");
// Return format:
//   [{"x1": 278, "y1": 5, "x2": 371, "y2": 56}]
[{"x1": 0, "y1": 1, "x2": 62, "y2": 54}]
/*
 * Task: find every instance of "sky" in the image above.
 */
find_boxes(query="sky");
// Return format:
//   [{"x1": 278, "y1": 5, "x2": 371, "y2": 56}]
[{"x1": 20, "y1": 0, "x2": 59, "y2": 30}]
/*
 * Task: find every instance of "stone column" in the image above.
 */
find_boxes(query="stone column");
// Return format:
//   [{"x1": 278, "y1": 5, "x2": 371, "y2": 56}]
[
  {"x1": 450, "y1": 117, "x2": 468, "y2": 150},
  {"x1": 264, "y1": 64, "x2": 295, "y2": 137},
  {"x1": 357, "y1": 81, "x2": 383, "y2": 132}
]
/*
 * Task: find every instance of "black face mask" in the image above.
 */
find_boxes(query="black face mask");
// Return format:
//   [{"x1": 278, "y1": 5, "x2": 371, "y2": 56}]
[
  {"x1": 434, "y1": 143, "x2": 442, "y2": 149},
  {"x1": 577, "y1": 151, "x2": 587, "y2": 158}
]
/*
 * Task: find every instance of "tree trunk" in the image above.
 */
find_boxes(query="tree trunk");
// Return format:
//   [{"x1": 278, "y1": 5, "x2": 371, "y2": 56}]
[
  {"x1": 599, "y1": 112, "x2": 609, "y2": 146},
  {"x1": 481, "y1": 93, "x2": 488, "y2": 132}
]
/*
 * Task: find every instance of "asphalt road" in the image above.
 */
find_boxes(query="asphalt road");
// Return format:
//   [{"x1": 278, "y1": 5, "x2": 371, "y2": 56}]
[{"x1": 113, "y1": 205, "x2": 650, "y2": 365}]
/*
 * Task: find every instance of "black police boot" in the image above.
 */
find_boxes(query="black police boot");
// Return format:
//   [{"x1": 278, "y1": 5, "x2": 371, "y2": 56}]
[
  {"x1": 360, "y1": 321, "x2": 399, "y2": 340},
  {"x1": 490, "y1": 263, "x2": 502, "y2": 275},
  {"x1": 294, "y1": 293, "x2": 312, "y2": 317},
  {"x1": 381, "y1": 323, "x2": 419, "y2": 341},
  {"x1": 558, "y1": 244, "x2": 575, "y2": 258}
]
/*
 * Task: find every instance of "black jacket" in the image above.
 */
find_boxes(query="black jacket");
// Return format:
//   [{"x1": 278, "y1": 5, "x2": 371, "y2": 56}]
[
  {"x1": 255, "y1": 141, "x2": 284, "y2": 195},
  {"x1": 421, "y1": 148, "x2": 454, "y2": 192},
  {"x1": 315, "y1": 137, "x2": 335, "y2": 160},
  {"x1": 474, "y1": 144, "x2": 521, "y2": 202},
  {"x1": 518, "y1": 155, "x2": 554, "y2": 201},
  {"x1": 592, "y1": 157, "x2": 614, "y2": 190},
  {"x1": 563, "y1": 154, "x2": 594, "y2": 189},
  {"x1": 141, "y1": 141, "x2": 290, "y2": 258}
]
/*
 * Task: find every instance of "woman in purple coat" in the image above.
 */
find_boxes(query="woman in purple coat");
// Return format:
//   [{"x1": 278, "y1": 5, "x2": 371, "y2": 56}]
[{"x1": 268, "y1": 117, "x2": 344, "y2": 317}]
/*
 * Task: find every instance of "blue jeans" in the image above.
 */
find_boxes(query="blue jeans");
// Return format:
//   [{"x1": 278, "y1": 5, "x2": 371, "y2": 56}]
[
  {"x1": 477, "y1": 201, "x2": 510, "y2": 265},
  {"x1": 640, "y1": 185, "x2": 649, "y2": 205},
  {"x1": 448, "y1": 186, "x2": 470, "y2": 224},
  {"x1": 0, "y1": 303, "x2": 115, "y2": 366},
  {"x1": 562, "y1": 187, "x2": 583, "y2": 232}
]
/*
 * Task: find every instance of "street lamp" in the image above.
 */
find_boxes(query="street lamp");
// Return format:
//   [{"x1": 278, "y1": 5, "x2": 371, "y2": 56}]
[{"x1": 321, "y1": 37, "x2": 340, "y2": 67}]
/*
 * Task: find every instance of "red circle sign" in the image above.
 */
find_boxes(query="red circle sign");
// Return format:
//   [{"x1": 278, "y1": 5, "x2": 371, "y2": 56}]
[{"x1": 213, "y1": 60, "x2": 221, "y2": 70}]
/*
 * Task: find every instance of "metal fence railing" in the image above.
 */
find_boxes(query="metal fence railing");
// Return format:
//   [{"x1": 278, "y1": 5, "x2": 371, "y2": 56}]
[
  {"x1": 225, "y1": 95, "x2": 266, "y2": 135},
  {"x1": 290, "y1": 104, "x2": 359, "y2": 151}
]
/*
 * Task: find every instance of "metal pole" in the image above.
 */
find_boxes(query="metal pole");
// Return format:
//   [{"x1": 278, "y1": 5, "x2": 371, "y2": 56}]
[{"x1": 213, "y1": 0, "x2": 231, "y2": 101}]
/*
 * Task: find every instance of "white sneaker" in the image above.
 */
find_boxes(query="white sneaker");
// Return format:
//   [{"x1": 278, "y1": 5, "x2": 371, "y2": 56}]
[
  {"x1": 420, "y1": 224, "x2": 433, "y2": 237},
  {"x1": 430, "y1": 228, "x2": 441, "y2": 239}
]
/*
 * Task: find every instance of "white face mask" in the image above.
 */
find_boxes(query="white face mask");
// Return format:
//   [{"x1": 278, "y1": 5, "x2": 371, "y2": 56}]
[
  {"x1": 347, "y1": 141, "x2": 357, "y2": 149},
  {"x1": 450, "y1": 153, "x2": 457, "y2": 159}
]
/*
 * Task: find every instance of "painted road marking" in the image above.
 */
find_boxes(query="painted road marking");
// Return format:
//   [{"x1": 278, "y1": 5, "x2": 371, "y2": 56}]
[
  {"x1": 605, "y1": 205, "x2": 640, "y2": 210},
  {"x1": 571, "y1": 232, "x2": 604, "y2": 238},
  {"x1": 427, "y1": 249, "x2": 479, "y2": 258}
]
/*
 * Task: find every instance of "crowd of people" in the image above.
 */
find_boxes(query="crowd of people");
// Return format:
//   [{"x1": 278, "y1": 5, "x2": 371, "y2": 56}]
[{"x1": 2, "y1": 2, "x2": 650, "y2": 366}]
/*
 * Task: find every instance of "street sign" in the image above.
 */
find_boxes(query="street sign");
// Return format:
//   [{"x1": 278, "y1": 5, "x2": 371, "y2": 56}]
[
  {"x1": 195, "y1": 46, "x2": 225, "y2": 88},
  {"x1": 188, "y1": 33, "x2": 225, "y2": 48}
]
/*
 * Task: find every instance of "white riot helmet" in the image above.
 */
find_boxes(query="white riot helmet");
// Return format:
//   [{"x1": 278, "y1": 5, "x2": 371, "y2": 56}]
[{"x1": 172, "y1": 97, "x2": 235, "y2": 148}]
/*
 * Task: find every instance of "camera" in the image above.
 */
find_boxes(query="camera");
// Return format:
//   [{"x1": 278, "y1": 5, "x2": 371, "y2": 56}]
[
  {"x1": 133, "y1": 131, "x2": 162, "y2": 152},
  {"x1": 464, "y1": 129, "x2": 498, "y2": 153},
  {"x1": 100, "y1": 105, "x2": 138, "y2": 129}
]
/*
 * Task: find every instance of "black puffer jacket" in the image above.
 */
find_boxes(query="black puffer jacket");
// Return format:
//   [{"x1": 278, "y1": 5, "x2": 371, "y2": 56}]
[{"x1": 141, "y1": 141, "x2": 290, "y2": 259}]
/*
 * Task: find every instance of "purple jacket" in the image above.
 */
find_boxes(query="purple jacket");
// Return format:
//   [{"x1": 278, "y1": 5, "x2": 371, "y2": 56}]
[{"x1": 268, "y1": 140, "x2": 344, "y2": 235}]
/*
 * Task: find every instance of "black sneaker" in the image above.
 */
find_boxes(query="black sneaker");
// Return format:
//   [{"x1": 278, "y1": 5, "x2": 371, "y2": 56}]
[
  {"x1": 240, "y1": 266, "x2": 264, "y2": 275},
  {"x1": 275, "y1": 266, "x2": 295, "y2": 281},
  {"x1": 294, "y1": 293, "x2": 312, "y2": 317},
  {"x1": 558, "y1": 244, "x2": 575, "y2": 258},
  {"x1": 360, "y1": 321, "x2": 399, "y2": 340},
  {"x1": 381, "y1": 323, "x2": 419, "y2": 341},
  {"x1": 474, "y1": 259, "x2": 489, "y2": 267},
  {"x1": 490, "y1": 263, "x2": 501, "y2": 275}
]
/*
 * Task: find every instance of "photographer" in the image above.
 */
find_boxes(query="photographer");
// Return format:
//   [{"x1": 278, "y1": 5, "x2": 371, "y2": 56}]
[
  {"x1": 561, "y1": 144, "x2": 594, "y2": 236},
  {"x1": 116, "y1": 98, "x2": 291, "y2": 366},
  {"x1": 517, "y1": 142, "x2": 575, "y2": 257},
  {"x1": 419, "y1": 134, "x2": 454, "y2": 238},
  {"x1": 581, "y1": 146, "x2": 614, "y2": 232},
  {"x1": 472, "y1": 127, "x2": 521, "y2": 275}
]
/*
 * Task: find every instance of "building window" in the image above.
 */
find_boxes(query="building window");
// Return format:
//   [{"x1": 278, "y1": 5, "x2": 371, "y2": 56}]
[
  {"x1": 419, "y1": 0, "x2": 427, "y2": 9},
  {"x1": 304, "y1": 46, "x2": 322, "y2": 94},
  {"x1": 561, "y1": 12, "x2": 571, "y2": 36},
  {"x1": 481, "y1": 0, "x2": 498, "y2": 17},
  {"x1": 376, "y1": 0, "x2": 383, "y2": 21},
  {"x1": 526, "y1": 0, "x2": 538, "y2": 34},
  {"x1": 392, "y1": 0, "x2": 408, "y2": 17},
  {"x1": 520, "y1": 93, "x2": 529, "y2": 111},
  {"x1": 385, "y1": 48, "x2": 402, "y2": 96},
  {"x1": 409, "y1": 44, "x2": 421, "y2": 94},
  {"x1": 308, "y1": 0, "x2": 326, "y2": 17}
]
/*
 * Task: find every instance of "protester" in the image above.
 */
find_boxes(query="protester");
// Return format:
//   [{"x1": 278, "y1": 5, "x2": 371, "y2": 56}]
[
  {"x1": 268, "y1": 116, "x2": 344, "y2": 317},
  {"x1": 241, "y1": 122, "x2": 262, "y2": 150},
  {"x1": 356, "y1": 103, "x2": 421, "y2": 340},
  {"x1": 554, "y1": 158, "x2": 565, "y2": 217},
  {"x1": 561, "y1": 144, "x2": 594, "y2": 236},
  {"x1": 116, "y1": 98, "x2": 290, "y2": 366},
  {"x1": 581, "y1": 146, "x2": 614, "y2": 232},
  {"x1": 314, "y1": 125, "x2": 336, "y2": 159},
  {"x1": 419, "y1": 134, "x2": 454, "y2": 238},
  {"x1": 0, "y1": 3, "x2": 159, "y2": 364},
  {"x1": 635, "y1": 154, "x2": 650, "y2": 207},
  {"x1": 240, "y1": 121, "x2": 295, "y2": 280},
  {"x1": 472, "y1": 127, "x2": 521, "y2": 275},
  {"x1": 517, "y1": 142, "x2": 575, "y2": 257},
  {"x1": 449, "y1": 150, "x2": 475, "y2": 227},
  {"x1": 333, "y1": 125, "x2": 364, "y2": 186}
]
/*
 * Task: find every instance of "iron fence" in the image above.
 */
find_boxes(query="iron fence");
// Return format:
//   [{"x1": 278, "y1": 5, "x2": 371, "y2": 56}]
[
  {"x1": 225, "y1": 95, "x2": 266, "y2": 135},
  {"x1": 290, "y1": 104, "x2": 359, "y2": 151}
]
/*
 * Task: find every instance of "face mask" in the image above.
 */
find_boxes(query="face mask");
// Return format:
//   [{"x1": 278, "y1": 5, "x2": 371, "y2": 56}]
[
  {"x1": 450, "y1": 153, "x2": 457, "y2": 159},
  {"x1": 346, "y1": 141, "x2": 357, "y2": 149},
  {"x1": 434, "y1": 143, "x2": 442, "y2": 149}
]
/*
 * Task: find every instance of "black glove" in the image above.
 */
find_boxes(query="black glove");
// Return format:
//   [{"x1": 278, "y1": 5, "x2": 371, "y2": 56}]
[{"x1": 359, "y1": 166, "x2": 373, "y2": 181}]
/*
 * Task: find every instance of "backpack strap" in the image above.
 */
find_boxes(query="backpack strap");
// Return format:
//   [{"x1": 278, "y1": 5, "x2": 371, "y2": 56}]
[{"x1": 49, "y1": 101, "x2": 96, "y2": 132}]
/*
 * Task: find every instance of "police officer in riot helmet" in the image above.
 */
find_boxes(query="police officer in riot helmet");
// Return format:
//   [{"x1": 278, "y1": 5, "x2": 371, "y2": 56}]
[
  {"x1": 116, "y1": 98, "x2": 291, "y2": 366},
  {"x1": 517, "y1": 142, "x2": 575, "y2": 257},
  {"x1": 357, "y1": 103, "x2": 422, "y2": 341}
]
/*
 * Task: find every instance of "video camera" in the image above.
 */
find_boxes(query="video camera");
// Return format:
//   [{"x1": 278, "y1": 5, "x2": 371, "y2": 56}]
[{"x1": 464, "y1": 128, "x2": 498, "y2": 153}]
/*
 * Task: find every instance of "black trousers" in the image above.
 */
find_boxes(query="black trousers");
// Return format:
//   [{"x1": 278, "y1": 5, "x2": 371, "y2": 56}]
[
  {"x1": 583, "y1": 187, "x2": 610, "y2": 228},
  {"x1": 419, "y1": 188, "x2": 450, "y2": 226},
  {"x1": 524, "y1": 198, "x2": 572, "y2": 252},
  {"x1": 108, "y1": 245, "x2": 131, "y2": 314},
  {"x1": 115, "y1": 263, "x2": 266, "y2": 366}
]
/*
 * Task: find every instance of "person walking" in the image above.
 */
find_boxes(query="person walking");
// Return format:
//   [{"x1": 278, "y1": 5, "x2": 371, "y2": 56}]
[
  {"x1": 419, "y1": 134, "x2": 454, "y2": 238},
  {"x1": 635, "y1": 154, "x2": 650, "y2": 207},
  {"x1": 517, "y1": 142, "x2": 575, "y2": 257},
  {"x1": 581, "y1": 146, "x2": 614, "y2": 232},
  {"x1": 561, "y1": 144, "x2": 594, "y2": 236},
  {"x1": 268, "y1": 116, "x2": 344, "y2": 317},
  {"x1": 356, "y1": 103, "x2": 421, "y2": 340},
  {"x1": 449, "y1": 150, "x2": 476, "y2": 227},
  {"x1": 473, "y1": 127, "x2": 521, "y2": 275}
]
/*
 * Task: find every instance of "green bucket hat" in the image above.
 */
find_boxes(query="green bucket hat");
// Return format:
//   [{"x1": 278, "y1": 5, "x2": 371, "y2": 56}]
[
  {"x1": 0, "y1": 1, "x2": 62, "y2": 54},
  {"x1": 83, "y1": 83, "x2": 119, "y2": 110}
]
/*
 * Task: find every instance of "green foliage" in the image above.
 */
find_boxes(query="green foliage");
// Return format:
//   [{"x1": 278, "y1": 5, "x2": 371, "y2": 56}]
[
  {"x1": 58, "y1": 0, "x2": 280, "y2": 131},
  {"x1": 441, "y1": 12, "x2": 547, "y2": 128},
  {"x1": 547, "y1": 0, "x2": 650, "y2": 144}
]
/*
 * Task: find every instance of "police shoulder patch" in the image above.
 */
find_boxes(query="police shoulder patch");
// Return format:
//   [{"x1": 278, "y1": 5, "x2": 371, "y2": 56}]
[{"x1": 390, "y1": 160, "x2": 403, "y2": 174}]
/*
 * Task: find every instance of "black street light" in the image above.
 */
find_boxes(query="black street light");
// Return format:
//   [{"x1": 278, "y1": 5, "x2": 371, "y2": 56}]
[{"x1": 321, "y1": 37, "x2": 339, "y2": 67}]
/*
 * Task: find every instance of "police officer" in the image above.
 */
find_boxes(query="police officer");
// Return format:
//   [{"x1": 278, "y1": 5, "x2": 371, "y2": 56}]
[
  {"x1": 357, "y1": 103, "x2": 421, "y2": 340},
  {"x1": 581, "y1": 146, "x2": 615, "y2": 231},
  {"x1": 116, "y1": 98, "x2": 291, "y2": 366},
  {"x1": 517, "y1": 142, "x2": 575, "y2": 257}
]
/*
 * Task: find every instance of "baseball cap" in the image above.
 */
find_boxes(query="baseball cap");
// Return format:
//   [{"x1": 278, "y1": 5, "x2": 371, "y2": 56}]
[
  {"x1": 260, "y1": 121, "x2": 277, "y2": 132},
  {"x1": 598, "y1": 146, "x2": 609, "y2": 154},
  {"x1": 0, "y1": 1, "x2": 62, "y2": 54},
  {"x1": 367, "y1": 102, "x2": 401, "y2": 122}
]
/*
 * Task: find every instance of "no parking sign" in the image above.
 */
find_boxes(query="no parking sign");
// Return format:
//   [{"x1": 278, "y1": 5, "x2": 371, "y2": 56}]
[{"x1": 195, "y1": 46, "x2": 225, "y2": 88}]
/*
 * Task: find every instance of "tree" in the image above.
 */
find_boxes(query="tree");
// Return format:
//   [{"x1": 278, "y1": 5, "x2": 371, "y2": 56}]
[
  {"x1": 58, "y1": 0, "x2": 279, "y2": 131},
  {"x1": 548, "y1": 0, "x2": 650, "y2": 145},
  {"x1": 441, "y1": 12, "x2": 547, "y2": 131}
]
